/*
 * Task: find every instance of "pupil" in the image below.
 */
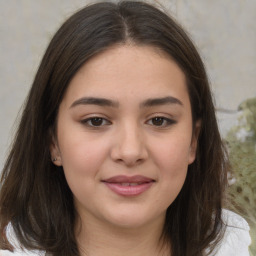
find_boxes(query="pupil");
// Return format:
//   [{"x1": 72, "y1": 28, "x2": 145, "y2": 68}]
[
  {"x1": 152, "y1": 117, "x2": 164, "y2": 126},
  {"x1": 91, "y1": 118, "x2": 103, "y2": 126}
]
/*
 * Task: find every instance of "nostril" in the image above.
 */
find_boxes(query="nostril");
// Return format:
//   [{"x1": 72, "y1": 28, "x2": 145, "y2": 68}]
[
  {"x1": 110, "y1": 130, "x2": 148, "y2": 165},
  {"x1": 115, "y1": 157, "x2": 144, "y2": 167}
]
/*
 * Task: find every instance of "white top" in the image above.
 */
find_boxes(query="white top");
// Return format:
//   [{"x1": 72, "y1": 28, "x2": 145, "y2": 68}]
[{"x1": 0, "y1": 210, "x2": 251, "y2": 256}]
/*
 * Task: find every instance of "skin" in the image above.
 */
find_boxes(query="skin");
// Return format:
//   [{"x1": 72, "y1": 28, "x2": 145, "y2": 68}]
[{"x1": 51, "y1": 45, "x2": 200, "y2": 256}]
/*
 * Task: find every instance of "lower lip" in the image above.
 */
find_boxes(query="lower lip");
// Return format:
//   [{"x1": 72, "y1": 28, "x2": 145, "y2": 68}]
[{"x1": 103, "y1": 182, "x2": 153, "y2": 196}]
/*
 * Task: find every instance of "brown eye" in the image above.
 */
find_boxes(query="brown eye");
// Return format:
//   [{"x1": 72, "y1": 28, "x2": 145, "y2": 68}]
[
  {"x1": 152, "y1": 117, "x2": 165, "y2": 126},
  {"x1": 81, "y1": 117, "x2": 111, "y2": 127},
  {"x1": 147, "y1": 117, "x2": 176, "y2": 127},
  {"x1": 90, "y1": 117, "x2": 104, "y2": 126}
]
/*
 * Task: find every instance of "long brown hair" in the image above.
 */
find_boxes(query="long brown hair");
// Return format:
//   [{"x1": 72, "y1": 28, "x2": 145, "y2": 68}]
[{"x1": 0, "y1": 1, "x2": 228, "y2": 255}]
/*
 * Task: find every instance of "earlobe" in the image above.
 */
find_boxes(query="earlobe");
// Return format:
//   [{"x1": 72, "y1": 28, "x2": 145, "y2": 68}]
[
  {"x1": 188, "y1": 120, "x2": 201, "y2": 164},
  {"x1": 50, "y1": 138, "x2": 62, "y2": 166}
]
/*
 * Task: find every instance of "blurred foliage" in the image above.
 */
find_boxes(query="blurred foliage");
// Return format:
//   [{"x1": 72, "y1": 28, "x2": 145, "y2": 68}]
[{"x1": 225, "y1": 97, "x2": 256, "y2": 256}]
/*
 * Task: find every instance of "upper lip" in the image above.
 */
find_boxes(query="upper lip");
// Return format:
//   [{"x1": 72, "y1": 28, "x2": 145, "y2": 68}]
[{"x1": 102, "y1": 175, "x2": 155, "y2": 183}]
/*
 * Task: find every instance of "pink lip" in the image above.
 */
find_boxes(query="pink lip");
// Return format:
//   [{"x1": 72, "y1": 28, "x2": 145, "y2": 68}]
[{"x1": 102, "y1": 175, "x2": 155, "y2": 197}]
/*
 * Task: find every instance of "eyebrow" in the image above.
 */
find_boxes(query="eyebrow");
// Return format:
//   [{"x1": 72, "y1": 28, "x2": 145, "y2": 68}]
[
  {"x1": 70, "y1": 96, "x2": 183, "y2": 109},
  {"x1": 70, "y1": 97, "x2": 119, "y2": 108},
  {"x1": 140, "y1": 96, "x2": 183, "y2": 108}
]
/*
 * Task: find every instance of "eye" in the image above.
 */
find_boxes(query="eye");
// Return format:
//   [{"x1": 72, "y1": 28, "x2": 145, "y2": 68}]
[
  {"x1": 147, "y1": 117, "x2": 176, "y2": 127},
  {"x1": 81, "y1": 117, "x2": 111, "y2": 127}
]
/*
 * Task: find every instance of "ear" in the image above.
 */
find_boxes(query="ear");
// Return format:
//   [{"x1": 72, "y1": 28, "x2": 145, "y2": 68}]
[
  {"x1": 188, "y1": 120, "x2": 201, "y2": 164},
  {"x1": 50, "y1": 135, "x2": 62, "y2": 166}
]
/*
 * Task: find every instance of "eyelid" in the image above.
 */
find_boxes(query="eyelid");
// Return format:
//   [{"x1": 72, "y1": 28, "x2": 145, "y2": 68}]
[
  {"x1": 80, "y1": 116, "x2": 112, "y2": 127},
  {"x1": 146, "y1": 115, "x2": 177, "y2": 127}
]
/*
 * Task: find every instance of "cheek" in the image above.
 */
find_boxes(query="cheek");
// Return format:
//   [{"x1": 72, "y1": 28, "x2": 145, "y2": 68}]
[
  {"x1": 151, "y1": 135, "x2": 192, "y2": 172},
  {"x1": 59, "y1": 138, "x2": 110, "y2": 206},
  {"x1": 150, "y1": 137, "x2": 191, "y2": 201},
  {"x1": 159, "y1": 145, "x2": 189, "y2": 187},
  {"x1": 58, "y1": 132, "x2": 110, "y2": 182}
]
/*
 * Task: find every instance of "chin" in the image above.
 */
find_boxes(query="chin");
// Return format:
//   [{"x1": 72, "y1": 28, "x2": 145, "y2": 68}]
[
  {"x1": 103, "y1": 207, "x2": 165, "y2": 230},
  {"x1": 109, "y1": 218, "x2": 150, "y2": 230}
]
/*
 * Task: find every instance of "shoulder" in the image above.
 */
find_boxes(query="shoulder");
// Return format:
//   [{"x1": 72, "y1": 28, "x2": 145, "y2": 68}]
[
  {"x1": 0, "y1": 250, "x2": 38, "y2": 256},
  {"x1": 0, "y1": 249, "x2": 43, "y2": 256},
  {"x1": 1, "y1": 210, "x2": 251, "y2": 256},
  {"x1": 210, "y1": 209, "x2": 251, "y2": 256},
  {"x1": 0, "y1": 224, "x2": 45, "y2": 256}
]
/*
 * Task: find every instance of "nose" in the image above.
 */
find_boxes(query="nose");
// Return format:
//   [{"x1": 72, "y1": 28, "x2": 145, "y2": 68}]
[{"x1": 110, "y1": 123, "x2": 148, "y2": 167}]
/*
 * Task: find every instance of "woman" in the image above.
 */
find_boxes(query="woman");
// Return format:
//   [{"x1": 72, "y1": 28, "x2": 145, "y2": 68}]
[{"x1": 0, "y1": 1, "x2": 251, "y2": 255}]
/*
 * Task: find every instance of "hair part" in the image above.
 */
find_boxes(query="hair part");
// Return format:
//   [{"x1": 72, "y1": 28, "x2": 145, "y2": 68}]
[{"x1": 0, "y1": 1, "x2": 228, "y2": 255}]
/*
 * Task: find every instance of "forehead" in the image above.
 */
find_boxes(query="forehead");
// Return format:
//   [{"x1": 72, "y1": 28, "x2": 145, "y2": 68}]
[{"x1": 61, "y1": 45, "x2": 190, "y2": 109}]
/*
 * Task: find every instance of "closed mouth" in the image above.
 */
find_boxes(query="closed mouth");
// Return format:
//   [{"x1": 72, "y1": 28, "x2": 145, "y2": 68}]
[
  {"x1": 114, "y1": 182, "x2": 150, "y2": 186},
  {"x1": 102, "y1": 175, "x2": 155, "y2": 196},
  {"x1": 102, "y1": 175, "x2": 155, "y2": 184}
]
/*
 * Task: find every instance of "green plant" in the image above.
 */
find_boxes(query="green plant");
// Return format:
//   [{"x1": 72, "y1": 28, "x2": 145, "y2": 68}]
[{"x1": 225, "y1": 97, "x2": 256, "y2": 256}]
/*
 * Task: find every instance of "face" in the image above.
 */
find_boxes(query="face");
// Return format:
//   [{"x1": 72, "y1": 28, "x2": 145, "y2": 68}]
[{"x1": 51, "y1": 45, "x2": 200, "y2": 230}]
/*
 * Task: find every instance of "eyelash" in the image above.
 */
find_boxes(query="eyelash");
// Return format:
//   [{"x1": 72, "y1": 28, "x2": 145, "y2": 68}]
[
  {"x1": 80, "y1": 116, "x2": 176, "y2": 128},
  {"x1": 81, "y1": 117, "x2": 111, "y2": 127},
  {"x1": 147, "y1": 116, "x2": 176, "y2": 127}
]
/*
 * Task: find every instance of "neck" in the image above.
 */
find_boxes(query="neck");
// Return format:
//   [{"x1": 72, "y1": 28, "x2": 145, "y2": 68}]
[{"x1": 76, "y1": 213, "x2": 170, "y2": 256}]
